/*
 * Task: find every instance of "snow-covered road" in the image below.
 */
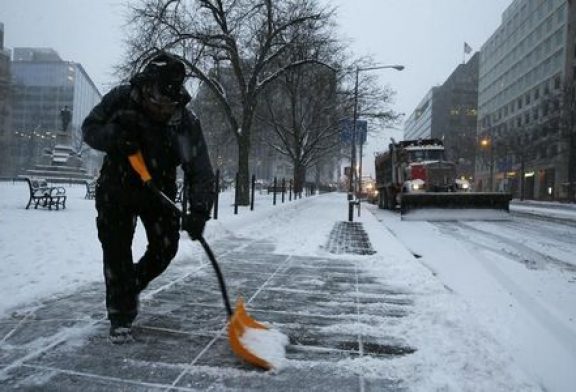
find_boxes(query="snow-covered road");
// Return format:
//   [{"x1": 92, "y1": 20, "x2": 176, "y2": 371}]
[{"x1": 371, "y1": 205, "x2": 576, "y2": 392}]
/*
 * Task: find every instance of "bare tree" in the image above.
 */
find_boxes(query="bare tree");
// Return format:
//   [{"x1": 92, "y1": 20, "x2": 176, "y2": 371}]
[
  {"x1": 257, "y1": 54, "x2": 400, "y2": 193},
  {"x1": 257, "y1": 63, "x2": 338, "y2": 192},
  {"x1": 123, "y1": 0, "x2": 336, "y2": 204}
]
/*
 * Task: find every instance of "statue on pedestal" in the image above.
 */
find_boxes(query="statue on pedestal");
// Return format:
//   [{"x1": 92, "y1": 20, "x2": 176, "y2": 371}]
[{"x1": 60, "y1": 106, "x2": 72, "y2": 132}]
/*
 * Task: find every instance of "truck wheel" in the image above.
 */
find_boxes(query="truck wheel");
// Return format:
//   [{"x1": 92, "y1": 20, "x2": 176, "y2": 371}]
[
  {"x1": 381, "y1": 190, "x2": 391, "y2": 210},
  {"x1": 387, "y1": 191, "x2": 395, "y2": 210}
]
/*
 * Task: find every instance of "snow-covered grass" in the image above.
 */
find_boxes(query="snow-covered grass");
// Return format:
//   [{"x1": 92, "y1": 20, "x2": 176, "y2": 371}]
[{"x1": 0, "y1": 181, "x2": 297, "y2": 316}]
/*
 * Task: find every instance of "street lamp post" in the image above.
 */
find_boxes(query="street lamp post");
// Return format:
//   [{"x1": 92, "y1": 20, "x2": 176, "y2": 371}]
[
  {"x1": 480, "y1": 136, "x2": 494, "y2": 191},
  {"x1": 348, "y1": 64, "x2": 404, "y2": 222}
]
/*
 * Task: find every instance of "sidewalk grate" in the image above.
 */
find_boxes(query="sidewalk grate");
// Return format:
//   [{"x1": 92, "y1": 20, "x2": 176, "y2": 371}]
[{"x1": 324, "y1": 221, "x2": 376, "y2": 255}]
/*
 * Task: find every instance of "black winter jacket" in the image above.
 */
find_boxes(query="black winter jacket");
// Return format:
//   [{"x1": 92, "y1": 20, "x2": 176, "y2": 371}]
[{"x1": 82, "y1": 85, "x2": 214, "y2": 216}]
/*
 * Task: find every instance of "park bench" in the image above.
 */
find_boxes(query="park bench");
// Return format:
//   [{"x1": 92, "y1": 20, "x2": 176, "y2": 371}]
[
  {"x1": 267, "y1": 185, "x2": 286, "y2": 194},
  {"x1": 24, "y1": 178, "x2": 67, "y2": 210},
  {"x1": 85, "y1": 179, "x2": 97, "y2": 199}
]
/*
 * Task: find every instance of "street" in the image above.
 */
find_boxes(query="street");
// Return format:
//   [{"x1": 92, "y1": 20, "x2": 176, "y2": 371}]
[{"x1": 371, "y1": 205, "x2": 576, "y2": 392}]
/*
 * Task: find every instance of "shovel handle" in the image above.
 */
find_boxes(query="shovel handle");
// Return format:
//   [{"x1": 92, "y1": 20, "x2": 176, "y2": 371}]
[
  {"x1": 198, "y1": 236, "x2": 234, "y2": 317},
  {"x1": 128, "y1": 152, "x2": 180, "y2": 214},
  {"x1": 128, "y1": 152, "x2": 152, "y2": 183},
  {"x1": 127, "y1": 151, "x2": 233, "y2": 318}
]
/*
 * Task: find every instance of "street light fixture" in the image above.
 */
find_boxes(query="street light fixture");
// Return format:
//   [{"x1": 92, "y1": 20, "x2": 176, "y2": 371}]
[{"x1": 348, "y1": 64, "x2": 404, "y2": 222}]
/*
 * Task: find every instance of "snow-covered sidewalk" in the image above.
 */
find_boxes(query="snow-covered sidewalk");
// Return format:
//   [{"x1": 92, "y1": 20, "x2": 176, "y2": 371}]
[
  {"x1": 0, "y1": 182, "x2": 544, "y2": 391},
  {"x1": 511, "y1": 199, "x2": 576, "y2": 222}
]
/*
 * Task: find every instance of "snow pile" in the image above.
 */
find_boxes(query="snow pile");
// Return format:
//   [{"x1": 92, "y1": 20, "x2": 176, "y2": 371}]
[{"x1": 240, "y1": 326, "x2": 289, "y2": 370}]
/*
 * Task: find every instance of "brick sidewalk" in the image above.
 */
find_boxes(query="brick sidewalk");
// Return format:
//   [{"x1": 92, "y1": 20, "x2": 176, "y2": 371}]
[{"x1": 0, "y1": 231, "x2": 415, "y2": 391}]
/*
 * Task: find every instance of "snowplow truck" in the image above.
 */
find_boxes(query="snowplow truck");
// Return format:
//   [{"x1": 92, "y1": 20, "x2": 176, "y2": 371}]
[{"x1": 374, "y1": 138, "x2": 512, "y2": 220}]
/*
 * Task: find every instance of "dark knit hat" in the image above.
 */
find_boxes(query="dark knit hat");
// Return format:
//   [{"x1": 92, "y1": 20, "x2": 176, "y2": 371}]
[{"x1": 131, "y1": 52, "x2": 186, "y2": 100}]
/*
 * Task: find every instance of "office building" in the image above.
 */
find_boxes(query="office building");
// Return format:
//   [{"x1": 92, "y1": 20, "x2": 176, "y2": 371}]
[
  {"x1": 476, "y1": 0, "x2": 569, "y2": 200},
  {"x1": 0, "y1": 23, "x2": 12, "y2": 176},
  {"x1": 404, "y1": 53, "x2": 480, "y2": 179},
  {"x1": 565, "y1": 0, "x2": 576, "y2": 200},
  {"x1": 9, "y1": 47, "x2": 102, "y2": 176},
  {"x1": 404, "y1": 88, "x2": 435, "y2": 141}
]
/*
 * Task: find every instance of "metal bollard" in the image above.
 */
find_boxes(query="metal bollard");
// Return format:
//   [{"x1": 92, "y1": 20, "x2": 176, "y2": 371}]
[
  {"x1": 273, "y1": 177, "x2": 277, "y2": 205},
  {"x1": 213, "y1": 169, "x2": 220, "y2": 220},
  {"x1": 250, "y1": 174, "x2": 255, "y2": 211},
  {"x1": 348, "y1": 200, "x2": 355, "y2": 222},
  {"x1": 234, "y1": 172, "x2": 239, "y2": 215},
  {"x1": 281, "y1": 178, "x2": 285, "y2": 203}
]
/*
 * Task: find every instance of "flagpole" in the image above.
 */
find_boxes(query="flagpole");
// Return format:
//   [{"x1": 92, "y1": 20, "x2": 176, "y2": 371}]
[{"x1": 463, "y1": 42, "x2": 472, "y2": 64}]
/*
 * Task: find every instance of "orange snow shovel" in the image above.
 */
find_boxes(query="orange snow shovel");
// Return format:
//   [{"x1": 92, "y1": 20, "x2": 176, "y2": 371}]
[{"x1": 128, "y1": 151, "x2": 278, "y2": 370}]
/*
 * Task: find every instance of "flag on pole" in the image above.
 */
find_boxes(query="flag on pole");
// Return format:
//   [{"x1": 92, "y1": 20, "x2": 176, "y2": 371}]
[{"x1": 464, "y1": 42, "x2": 472, "y2": 54}]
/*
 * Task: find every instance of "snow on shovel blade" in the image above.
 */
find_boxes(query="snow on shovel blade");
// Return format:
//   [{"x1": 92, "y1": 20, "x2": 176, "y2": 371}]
[{"x1": 228, "y1": 297, "x2": 288, "y2": 370}]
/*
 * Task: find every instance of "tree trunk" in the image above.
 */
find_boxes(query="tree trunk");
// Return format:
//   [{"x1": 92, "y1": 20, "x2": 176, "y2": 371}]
[
  {"x1": 293, "y1": 162, "x2": 306, "y2": 194},
  {"x1": 237, "y1": 132, "x2": 251, "y2": 205},
  {"x1": 569, "y1": 130, "x2": 576, "y2": 202}
]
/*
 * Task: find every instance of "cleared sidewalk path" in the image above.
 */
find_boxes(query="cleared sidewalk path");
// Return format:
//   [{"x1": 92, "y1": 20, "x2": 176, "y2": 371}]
[{"x1": 0, "y1": 229, "x2": 415, "y2": 391}]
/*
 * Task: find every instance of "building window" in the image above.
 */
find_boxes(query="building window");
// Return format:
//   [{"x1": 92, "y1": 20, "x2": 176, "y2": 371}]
[
  {"x1": 544, "y1": 81, "x2": 550, "y2": 96},
  {"x1": 466, "y1": 108, "x2": 477, "y2": 117}
]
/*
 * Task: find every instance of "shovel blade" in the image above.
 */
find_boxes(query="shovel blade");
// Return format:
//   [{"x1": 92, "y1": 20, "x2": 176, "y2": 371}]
[{"x1": 227, "y1": 297, "x2": 272, "y2": 370}]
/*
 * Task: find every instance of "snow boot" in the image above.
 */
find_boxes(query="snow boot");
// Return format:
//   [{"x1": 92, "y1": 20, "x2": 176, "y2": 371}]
[{"x1": 109, "y1": 323, "x2": 134, "y2": 344}]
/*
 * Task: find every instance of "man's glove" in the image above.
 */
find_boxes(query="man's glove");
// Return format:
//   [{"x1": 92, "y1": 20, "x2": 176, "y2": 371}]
[
  {"x1": 112, "y1": 110, "x2": 148, "y2": 155},
  {"x1": 115, "y1": 127, "x2": 139, "y2": 155},
  {"x1": 181, "y1": 211, "x2": 208, "y2": 240}
]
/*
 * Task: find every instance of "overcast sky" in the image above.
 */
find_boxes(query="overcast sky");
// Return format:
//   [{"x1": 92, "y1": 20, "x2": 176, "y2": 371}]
[{"x1": 0, "y1": 0, "x2": 513, "y2": 174}]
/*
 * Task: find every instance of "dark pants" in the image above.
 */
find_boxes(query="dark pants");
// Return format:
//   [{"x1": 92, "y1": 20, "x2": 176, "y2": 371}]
[{"x1": 96, "y1": 188, "x2": 180, "y2": 326}]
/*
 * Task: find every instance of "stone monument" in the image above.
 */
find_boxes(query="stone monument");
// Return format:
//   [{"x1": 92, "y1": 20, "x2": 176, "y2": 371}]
[{"x1": 22, "y1": 106, "x2": 91, "y2": 181}]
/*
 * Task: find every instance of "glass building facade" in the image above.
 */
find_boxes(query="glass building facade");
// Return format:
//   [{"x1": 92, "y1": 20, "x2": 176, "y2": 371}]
[
  {"x1": 404, "y1": 88, "x2": 435, "y2": 141},
  {"x1": 8, "y1": 48, "x2": 101, "y2": 174},
  {"x1": 477, "y1": 0, "x2": 569, "y2": 199},
  {"x1": 403, "y1": 54, "x2": 479, "y2": 180},
  {"x1": 0, "y1": 23, "x2": 12, "y2": 176}
]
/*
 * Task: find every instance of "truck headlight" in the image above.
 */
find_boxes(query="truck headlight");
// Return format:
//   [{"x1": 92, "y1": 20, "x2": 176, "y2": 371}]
[
  {"x1": 408, "y1": 179, "x2": 426, "y2": 192},
  {"x1": 454, "y1": 179, "x2": 471, "y2": 191}
]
